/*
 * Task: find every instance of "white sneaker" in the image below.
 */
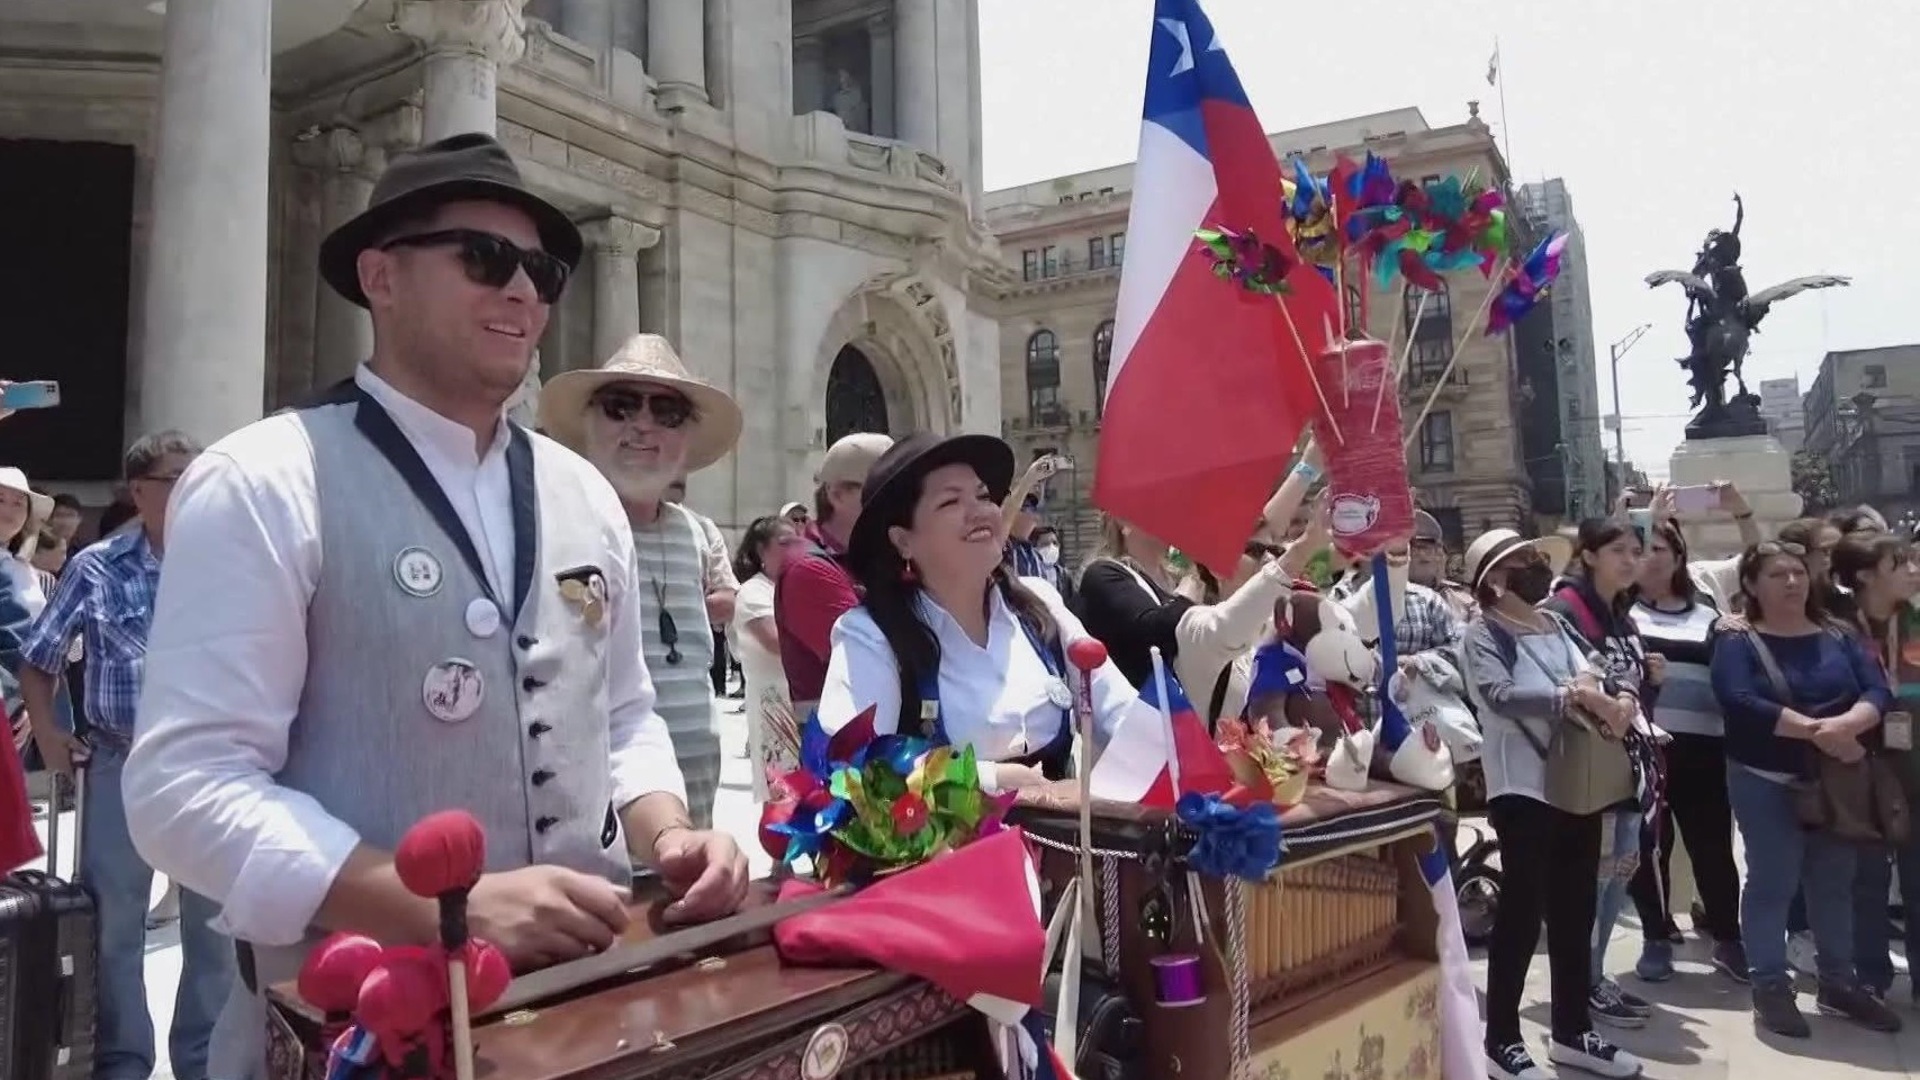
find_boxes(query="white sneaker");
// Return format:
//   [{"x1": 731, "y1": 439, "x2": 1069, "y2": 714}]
[
  {"x1": 1487, "y1": 1041, "x2": 1550, "y2": 1080},
  {"x1": 1548, "y1": 1032, "x2": 1644, "y2": 1078},
  {"x1": 1787, "y1": 931, "x2": 1818, "y2": 978}
]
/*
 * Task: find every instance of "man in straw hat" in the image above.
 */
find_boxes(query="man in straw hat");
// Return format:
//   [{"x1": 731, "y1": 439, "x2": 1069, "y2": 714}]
[
  {"x1": 121, "y1": 132, "x2": 748, "y2": 1078},
  {"x1": 776, "y1": 431, "x2": 893, "y2": 717},
  {"x1": 540, "y1": 333, "x2": 744, "y2": 830}
]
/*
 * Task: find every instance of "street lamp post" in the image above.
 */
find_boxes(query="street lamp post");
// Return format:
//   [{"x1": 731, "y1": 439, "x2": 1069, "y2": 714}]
[{"x1": 1609, "y1": 323, "x2": 1652, "y2": 467}]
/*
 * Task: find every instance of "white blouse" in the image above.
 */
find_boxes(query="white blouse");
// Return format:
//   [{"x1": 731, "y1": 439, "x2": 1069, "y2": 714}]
[{"x1": 818, "y1": 576, "x2": 1146, "y2": 762}]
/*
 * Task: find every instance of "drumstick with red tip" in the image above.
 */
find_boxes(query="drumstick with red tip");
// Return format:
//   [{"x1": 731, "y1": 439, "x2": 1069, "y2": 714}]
[
  {"x1": 394, "y1": 810, "x2": 488, "y2": 1080},
  {"x1": 1066, "y1": 638, "x2": 1109, "y2": 954},
  {"x1": 297, "y1": 932, "x2": 384, "y2": 1051}
]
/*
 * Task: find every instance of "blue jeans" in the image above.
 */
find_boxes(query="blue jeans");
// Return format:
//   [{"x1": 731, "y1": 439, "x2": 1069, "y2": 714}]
[
  {"x1": 84, "y1": 740, "x2": 235, "y2": 1080},
  {"x1": 1854, "y1": 841, "x2": 1918, "y2": 995},
  {"x1": 1592, "y1": 809, "x2": 1642, "y2": 983},
  {"x1": 1727, "y1": 763, "x2": 1859, "y2": 989}
]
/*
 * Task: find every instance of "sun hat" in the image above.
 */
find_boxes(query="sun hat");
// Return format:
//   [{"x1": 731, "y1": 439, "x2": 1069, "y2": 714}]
[{"x1": 538, "y1": 334, "x2": 743, "y2": 472}]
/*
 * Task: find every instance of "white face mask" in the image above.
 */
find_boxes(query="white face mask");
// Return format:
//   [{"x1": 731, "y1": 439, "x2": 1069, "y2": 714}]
[{"x1": 1037, "y1": 543, "x2": 1061, "y2": 566}]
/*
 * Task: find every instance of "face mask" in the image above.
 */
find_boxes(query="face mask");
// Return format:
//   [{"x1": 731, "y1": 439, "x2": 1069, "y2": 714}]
[
  {"x1": 1506, "y1": 563, "x2": 1554, "y2": 604},
  {"x1": 1037, "y1": 543, "x2": 1061, "y2": 566}
]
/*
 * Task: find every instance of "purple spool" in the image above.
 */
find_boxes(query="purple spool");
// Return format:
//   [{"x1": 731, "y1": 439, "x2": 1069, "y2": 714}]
[{"x1": 1150, "y1": 953, "x2": 1205, "y2": 1007}]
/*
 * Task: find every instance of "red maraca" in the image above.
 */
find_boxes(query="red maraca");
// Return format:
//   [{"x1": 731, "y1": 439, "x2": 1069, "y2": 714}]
[
  {"x1": 356, "y1": 947, "x2": 451, "y2": 1076},
  {"x1": 298, "y1": 932, "x2": 384, "y2": 1044},
  {"x1": 446, "y1": 939, "x2": 512, "y2": 1013},
  {"x1": 1066, "y1": 639, "x2": 1108, "y2": 673},
  {"x1": 394, "y1": 811, "x2": 487, "y2": 1080}
]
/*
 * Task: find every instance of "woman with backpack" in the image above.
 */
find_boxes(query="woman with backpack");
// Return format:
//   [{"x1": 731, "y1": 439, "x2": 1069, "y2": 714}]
[
  {"x1": 1547, "y1": 518, "x2": 1664, "y2": 1029},
  {"x1": 1462, "y1": 528, "x2": 1644, "y2": 1080}
]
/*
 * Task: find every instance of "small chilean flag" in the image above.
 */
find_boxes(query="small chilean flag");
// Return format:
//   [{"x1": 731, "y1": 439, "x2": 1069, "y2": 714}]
[{"x1": 1089, "y1": 658, "x2": 1234, "y2": 808}]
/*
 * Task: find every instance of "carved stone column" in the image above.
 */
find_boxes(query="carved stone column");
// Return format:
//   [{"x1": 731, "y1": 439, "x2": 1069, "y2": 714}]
[
  {"x1": 137, "y1": 0, "x2": 272, "y2": 444},
  {"x1": 396, "y1": 0, "x2": 528, "y2": 141},
  {"x1": 294, "y1": 127, "x2": 381, "y2": 388},
  {"x1": 647, "y1": 0, "x2": 708, "y2": 107},
  {"x1": 867, "y1": 11, "x2": 896, "y2": 138},
  {"x1": 580, "y1": 214, "x2": 660, "y2": 362},
  {"x1": 893, "y1": 0, "x2": 937, "y2": 153}
]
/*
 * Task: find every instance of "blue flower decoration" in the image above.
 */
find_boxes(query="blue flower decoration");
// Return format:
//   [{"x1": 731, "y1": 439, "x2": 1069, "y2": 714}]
[{"x1": 1177, "y1": 793, "x2": 1283, "y2": 881}]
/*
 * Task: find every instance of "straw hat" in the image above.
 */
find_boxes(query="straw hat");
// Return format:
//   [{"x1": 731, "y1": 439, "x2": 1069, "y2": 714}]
[
  {"x1": 1463, "y1": 528, "x2": 1574, "y2": 592},
  {"x1": 0, "y1": 467, "x2": 54, "y2": 524},
  {"x1": 538, "y1": 334, "x2": 743, "y2": 472}
]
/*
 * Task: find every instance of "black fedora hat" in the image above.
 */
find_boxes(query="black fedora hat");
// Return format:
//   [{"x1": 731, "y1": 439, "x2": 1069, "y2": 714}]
[
  {"x1": 846, "y1": 432, "x2": 1016, "y2": 575},
  {"x1": 318, "y1": 132, "x2": 584, "y2": 308}
]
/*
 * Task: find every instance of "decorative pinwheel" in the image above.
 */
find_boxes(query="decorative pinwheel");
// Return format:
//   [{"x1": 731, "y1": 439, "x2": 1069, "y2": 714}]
[
  {"x1": 1486, "y1": 232, "x2": 1568, "y2": 335},
  {"x1": 1193, "y1": 226, "x2": 1300, "y2": 295}
]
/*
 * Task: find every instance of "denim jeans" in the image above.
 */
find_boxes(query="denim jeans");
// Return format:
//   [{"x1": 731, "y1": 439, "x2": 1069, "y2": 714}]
[
  {"x1": 85, "y1": 739, "x2": 236, "y2": 1080},
  {"x1": 1592, "y1": 809, "x2": 1642, "y2": 983},
  {"x1": 1726, "y1": 762, "x2": 1859, "y2": 989},
  {"x1": 1854, "y1": 841, "x2": 1918, "y2": 995}
]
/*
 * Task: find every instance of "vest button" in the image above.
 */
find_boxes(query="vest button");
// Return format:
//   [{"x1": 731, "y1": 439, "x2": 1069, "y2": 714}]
[
  {"x1": 531, "y1": 768, "x2": 555, "y2": 786},
  {"x1": 535, "y1": 815, "x2": 559, "y2": 834},
  {"x1": 522, "y1": 676, "x2": 544, "y2": 693},
  {"x1": 528, "y1": 721, "x2": 552, "y2": 737}
]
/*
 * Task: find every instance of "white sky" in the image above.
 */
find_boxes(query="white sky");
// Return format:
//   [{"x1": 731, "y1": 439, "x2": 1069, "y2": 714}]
[{"x1": 977, "y1": 0, "x2": 1920, "y2": 479}]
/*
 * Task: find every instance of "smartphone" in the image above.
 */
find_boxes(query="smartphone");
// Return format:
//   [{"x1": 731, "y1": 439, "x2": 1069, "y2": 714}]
[
  {"x1": 1627, "y1": 508, "x2": 1652, "y2": 537},
  {"x1": 1672, "y1": 484, "x2": 1722, "y2": 514},
  {"x1": 0, "y1": 381, "x2": 60, "y2": 410}
]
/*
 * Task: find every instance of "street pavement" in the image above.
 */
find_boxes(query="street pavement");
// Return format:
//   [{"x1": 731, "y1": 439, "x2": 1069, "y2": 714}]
[{"x1": 26, "y1": 704, "x2": 1920, "y2": 1078}]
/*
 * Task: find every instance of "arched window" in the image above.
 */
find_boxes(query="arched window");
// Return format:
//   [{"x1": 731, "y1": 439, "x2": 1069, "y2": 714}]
[
  {"x1": 1403, "y1": 282, "x2": 1454, "y2": 384},
  {"x1": 1026, "y1": 329, "x2": 1062, "y2": 421},
  {"x1": 1092, "y1": 320, "x2": 1114, "y2": 415}
]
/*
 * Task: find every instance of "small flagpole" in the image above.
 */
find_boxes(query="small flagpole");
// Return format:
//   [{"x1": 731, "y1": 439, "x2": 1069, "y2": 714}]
[
  {"x1": 1148, "y1": 646, "x2": 1182, "y2": 794},
  {"x1": 1491, "y1": 38, "x2": 1514, "y2": 171}
]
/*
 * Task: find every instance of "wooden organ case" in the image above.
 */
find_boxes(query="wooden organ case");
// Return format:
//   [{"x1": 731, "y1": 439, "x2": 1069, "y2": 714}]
[{"x1": 1013, "y1": 782, "x2": 1449, "y2": 1080}]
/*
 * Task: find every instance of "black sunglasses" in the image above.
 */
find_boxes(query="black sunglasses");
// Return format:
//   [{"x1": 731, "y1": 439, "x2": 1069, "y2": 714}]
[
  {"x1": 592, "y1": 390, "x2": 694, "y2": 429},
  {"x1": 1245, "y1": 541, "x2": 1283, "y2": 561},
  {"x1": 380, "y1": 228, "x2": 570, "y2": 304}
]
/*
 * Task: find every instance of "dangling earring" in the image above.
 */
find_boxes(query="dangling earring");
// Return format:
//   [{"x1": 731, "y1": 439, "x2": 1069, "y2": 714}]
[{"x1": 900, "y1": 557, "x2": 918, "y2": 584}]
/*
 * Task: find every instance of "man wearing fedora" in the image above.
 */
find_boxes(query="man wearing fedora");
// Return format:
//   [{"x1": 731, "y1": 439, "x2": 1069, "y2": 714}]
[
  {"x1": 121, "y1": 133, "x2": 747, "y2": 1078},
  {"x1": 541, "y1": 334, "x2": 744, "y2": 830}
]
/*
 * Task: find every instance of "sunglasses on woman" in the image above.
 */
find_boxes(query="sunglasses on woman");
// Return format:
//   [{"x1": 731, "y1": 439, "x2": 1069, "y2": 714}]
[{"x1": 379, "y1": 228, "x2": 570, "y2": 304}]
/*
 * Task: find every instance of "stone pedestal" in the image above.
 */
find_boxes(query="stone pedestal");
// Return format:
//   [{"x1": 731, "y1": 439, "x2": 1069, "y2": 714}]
[{"x1": 1667, "y1": 433, "x2": 1804, "y2": 559}]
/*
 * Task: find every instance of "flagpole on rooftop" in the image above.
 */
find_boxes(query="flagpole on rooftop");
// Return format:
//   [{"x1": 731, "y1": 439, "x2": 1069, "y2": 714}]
[{"x1": 1489, "y1": 38, "x2": 1513, "y2": 173}]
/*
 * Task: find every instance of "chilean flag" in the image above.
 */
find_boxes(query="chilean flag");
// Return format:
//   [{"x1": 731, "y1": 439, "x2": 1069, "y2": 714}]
[
  {"x1": 1088, "y1": 662, "x2": 1234, "y2": 808},
  {"x1": 1095, "y1": 0, "x2": 1341, "y2": 572}
]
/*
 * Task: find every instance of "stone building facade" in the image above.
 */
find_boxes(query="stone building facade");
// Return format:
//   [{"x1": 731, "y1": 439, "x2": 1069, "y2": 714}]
[
  {"x1": 983, "y1": 106, "x2": 1534, "y2": 559},
  {"x1": 0, "y1": 0, "x2": 999, "y2": 533}
]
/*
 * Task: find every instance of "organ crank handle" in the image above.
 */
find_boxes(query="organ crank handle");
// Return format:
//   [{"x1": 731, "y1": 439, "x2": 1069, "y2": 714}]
[{"x1": 1066, "y1": 638, "x2": 1109, "y2": 965}]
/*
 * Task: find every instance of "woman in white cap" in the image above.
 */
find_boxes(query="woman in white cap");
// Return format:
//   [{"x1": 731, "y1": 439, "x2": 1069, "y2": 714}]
[
  {"x1": 1461, "y1": 528, "x2": 1644, "y2": 1080},
  {"x1": 0, "y1": 467, "x2": 53, "y2": 619}
]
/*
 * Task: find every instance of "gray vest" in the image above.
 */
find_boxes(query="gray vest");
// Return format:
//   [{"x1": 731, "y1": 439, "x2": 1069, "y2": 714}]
[{"x1": 248, "y1": 398, "x2": 633, "y2": 968}]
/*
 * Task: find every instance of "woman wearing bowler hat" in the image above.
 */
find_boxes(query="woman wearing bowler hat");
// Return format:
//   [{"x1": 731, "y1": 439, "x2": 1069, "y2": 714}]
[{"x1": 816, "y1": 432, "x2": 1156, "y2": 787}]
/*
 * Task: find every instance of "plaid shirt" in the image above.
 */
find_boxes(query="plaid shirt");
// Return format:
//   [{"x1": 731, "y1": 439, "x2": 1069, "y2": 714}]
[
  {"x1": 1004, "y1": 537, "x2": 1073, "y2": 599},
  {"x1": 21, "y1": 528, "x2": 161, "y2": 738}
]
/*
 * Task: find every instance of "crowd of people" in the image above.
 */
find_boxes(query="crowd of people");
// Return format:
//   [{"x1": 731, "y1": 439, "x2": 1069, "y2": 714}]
[{"x1": 0, "y1": 129, "x2": 1916, "y2": 1080}]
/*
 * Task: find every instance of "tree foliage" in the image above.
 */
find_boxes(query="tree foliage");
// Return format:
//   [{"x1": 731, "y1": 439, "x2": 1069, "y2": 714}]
[{"x1": 1791, "y1": 449, "x2": 1839, "y2": 514}]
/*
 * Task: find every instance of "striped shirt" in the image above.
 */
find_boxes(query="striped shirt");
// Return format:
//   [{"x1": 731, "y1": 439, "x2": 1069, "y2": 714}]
[
  {"x1": 1631, "y1": 597, "x2": 1723, "y2": 737},
  {"x1": 630, "y1": 505, "x2": 721, "y2": 827}
]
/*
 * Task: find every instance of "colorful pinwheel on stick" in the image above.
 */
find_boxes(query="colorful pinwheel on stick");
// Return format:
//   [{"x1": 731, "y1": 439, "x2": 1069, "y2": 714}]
[
  {"x1": 758, "y1": 706, "x2": 1012, "y2": 886},
  {"x1": 1485, "y1": 232, "x2": 1568, "y2": 335},
  {"x1": 1194, "y1": 226, "x2": 1299, "y2": 295}
]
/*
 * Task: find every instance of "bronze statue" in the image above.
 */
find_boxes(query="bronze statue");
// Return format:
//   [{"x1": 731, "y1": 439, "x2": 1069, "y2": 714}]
[{"x1": 1645, "y1": 194, "x2": 1850, "y2": 438}]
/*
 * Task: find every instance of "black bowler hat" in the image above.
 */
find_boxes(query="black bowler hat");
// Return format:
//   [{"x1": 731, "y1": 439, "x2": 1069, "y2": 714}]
[
  {"x1": 846, "y1": 432, "x2": 1016, "y2": 575},
  {"x1": 317, "y1": 132, "x2": 584, "y2": 308}
]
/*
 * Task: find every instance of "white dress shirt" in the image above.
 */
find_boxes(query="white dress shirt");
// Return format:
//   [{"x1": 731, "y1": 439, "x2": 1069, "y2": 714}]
[
  {"x1": 125, "y1": 366, "x2": 684, "y2": 947},
  {"x1": 817, "y1": 577, "x2": 1143, "y2": 761}
]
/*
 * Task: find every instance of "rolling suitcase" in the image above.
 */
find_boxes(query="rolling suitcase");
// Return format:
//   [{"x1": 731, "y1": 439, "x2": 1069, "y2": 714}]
[{"x1": 0, "y1": 767, "x2": 96, "y2": 1079}]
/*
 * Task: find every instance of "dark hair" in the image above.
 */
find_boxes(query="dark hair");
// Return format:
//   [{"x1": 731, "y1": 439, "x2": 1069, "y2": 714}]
[
  {"x1": 1641, "y1": 518, "x2": 1693, "y2": 600},
  {"x1": 1831, "y1": 531, "x2": 1913, "y2": 594},
  {"x1": 1568, "y1": 517, "x2": 1640, "y2": 611},
  {"x1": 1777, "y1": 517, "x2": 1831, "y2": 551},
  {"x1": 854, "y1": 476, "x2": 1058, "y2": 733},
  {"x1": 1032, "y1": 525, "x2": 1059, "y2": 544},
  {"x1": 1827, "y1": 505, "x2": 1885, "y2": 537},
  {"x1": 1737, "y1": 542, "x2": 1826, "y2": 623},
  {"x1": 51, "y1": 494, "x2": 81, "y2": 512},
  {"x1": 124, "y1": 429, "x2": 202, "y2": 481},
  {"x1": 732, "y1": 515, "x2": 789, "y2": 582}
]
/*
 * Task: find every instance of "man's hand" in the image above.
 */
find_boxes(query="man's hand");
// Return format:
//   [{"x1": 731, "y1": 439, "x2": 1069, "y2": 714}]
[
  {"x1": 992, "y1": 762, "x2": 1050, "y2": 791},
  {"x1": 704, "y1": 589, "x2": 736, "y2": 625},
  {"x1": 30, "y1": 726, "x2": 88, "y2": 778},
  {"x1": 467, "y1": 865, "x2": 632, "y2": 971},
  {"x1": 653, "y1": 827, "x2": 750, "y2": 926}
]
